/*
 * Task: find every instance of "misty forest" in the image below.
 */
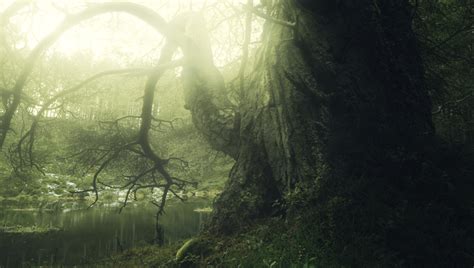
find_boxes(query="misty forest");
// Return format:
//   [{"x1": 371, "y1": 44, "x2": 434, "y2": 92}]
[{"x1": 0, "y1": 0, "x2": 473, "y2": 267}]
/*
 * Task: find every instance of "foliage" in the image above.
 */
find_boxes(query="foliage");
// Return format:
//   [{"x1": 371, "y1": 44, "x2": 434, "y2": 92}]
[{"x1": 413, "y1": 0, "x2": 474, "y2": 145}]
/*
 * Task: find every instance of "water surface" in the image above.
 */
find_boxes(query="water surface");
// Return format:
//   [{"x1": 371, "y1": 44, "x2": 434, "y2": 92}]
[{"x1": 0, "y1": 200, "x2": 210, "y2": 267}]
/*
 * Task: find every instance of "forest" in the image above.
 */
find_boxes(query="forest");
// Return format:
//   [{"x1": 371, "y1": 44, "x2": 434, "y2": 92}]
[{"x1": 0, "y1": 0, "x2": 473, "y2": 267}]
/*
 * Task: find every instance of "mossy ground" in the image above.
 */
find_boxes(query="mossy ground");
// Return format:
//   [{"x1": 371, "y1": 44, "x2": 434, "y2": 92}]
[
  {"x1": 97, "y1": 215, "x2": 321, "y2": 267},
  {"x1": 93, "y1": 244, "x2": 180, "y2": 267}
]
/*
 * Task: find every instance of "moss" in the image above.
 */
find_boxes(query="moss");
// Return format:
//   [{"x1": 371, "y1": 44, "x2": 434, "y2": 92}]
[
  {"x1": 96, "y1": 244, "x2": 179, "y2": 267},
  {"x1": 193, "y1": 207, "x2": 212, "y2": 213},
  {"x1": 103, "y1": 216, "x2": 329, "y2": 267},
  {"x1": 0, "y1": 225, "x2": 62, "y2": 234}
]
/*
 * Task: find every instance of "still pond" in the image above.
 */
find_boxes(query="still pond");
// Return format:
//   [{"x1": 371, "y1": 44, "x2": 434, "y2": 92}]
[{"x1": 0, "y1": 200, "x2": 210, "y2": 267}]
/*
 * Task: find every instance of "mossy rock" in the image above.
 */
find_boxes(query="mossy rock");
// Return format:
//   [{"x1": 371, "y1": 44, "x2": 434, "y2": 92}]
[{"x1": 0, "y1": 225, "x2": 62, "y2": 234}]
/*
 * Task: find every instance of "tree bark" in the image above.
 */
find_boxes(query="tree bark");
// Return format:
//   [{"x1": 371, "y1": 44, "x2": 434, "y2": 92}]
[
  {"x1": 209, "y1": 0, "x2": 433, "y2": 232},
  {"x1": 201, "y1": 1, "x2": 471, "y2": 265},
  {"x1": 177, "y1": 13, "x2": 241, "y2": 159}
]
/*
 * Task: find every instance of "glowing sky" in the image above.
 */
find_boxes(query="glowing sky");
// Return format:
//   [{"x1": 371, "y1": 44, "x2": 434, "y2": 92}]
[{"x1": 1, "y1": 0, "x2": 261, "y2": 67}]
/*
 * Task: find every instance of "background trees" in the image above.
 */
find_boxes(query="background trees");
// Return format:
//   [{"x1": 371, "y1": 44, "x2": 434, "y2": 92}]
[{"x1": 0, "y1": 0, "x2": 244, "y2": 220}]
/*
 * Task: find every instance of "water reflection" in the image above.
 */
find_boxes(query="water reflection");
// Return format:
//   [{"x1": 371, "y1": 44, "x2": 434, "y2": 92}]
[{"x1": 0, "y1": 200, "x2": 210, "y2": 267}]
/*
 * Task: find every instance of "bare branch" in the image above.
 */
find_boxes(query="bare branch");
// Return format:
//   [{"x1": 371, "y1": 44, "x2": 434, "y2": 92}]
[
  {"x1": 1, "y1": 2, "x2": 189, "y2": 148},
  {"x1": 243, "y1": 4, "x2": 296, "y2": 28}
]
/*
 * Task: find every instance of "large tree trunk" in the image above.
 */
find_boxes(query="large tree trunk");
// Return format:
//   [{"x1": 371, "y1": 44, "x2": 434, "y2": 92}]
[
  {"x1": 192, "y1": 0, "x2": 474, "y2": 265},
  {"x1": 209, "y1": 0, "x2": 433, "y2": 231}
]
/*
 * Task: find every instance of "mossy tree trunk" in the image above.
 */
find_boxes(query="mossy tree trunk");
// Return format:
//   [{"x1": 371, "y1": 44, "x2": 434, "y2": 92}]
[
  {"x1": 208, "y1": 0, "x2": 433, "y2": 231},
  {"x1": 187, "y1": 1, "x2": 473, "y2": 265}
]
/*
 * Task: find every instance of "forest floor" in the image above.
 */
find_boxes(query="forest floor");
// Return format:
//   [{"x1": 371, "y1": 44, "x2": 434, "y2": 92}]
[{"x1": 96, "y1": 216, "x2": 320, "y2": 267}]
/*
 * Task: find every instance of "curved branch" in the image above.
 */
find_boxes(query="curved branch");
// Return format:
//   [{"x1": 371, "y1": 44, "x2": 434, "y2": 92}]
[
  {"x1": 179, "y1": 13, "x2": 241, "y2": 159},
  {"x1": 15, "y1": 60, "x2": 183, "y2": 167},
  {"x1": 0, "y1": 2, "x2": 187, "y2": 148}
]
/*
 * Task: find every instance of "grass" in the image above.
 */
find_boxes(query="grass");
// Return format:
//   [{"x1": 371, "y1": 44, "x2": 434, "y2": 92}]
[{"x1": 97, "y1": 216, "x2": 321, "y2": 267}]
